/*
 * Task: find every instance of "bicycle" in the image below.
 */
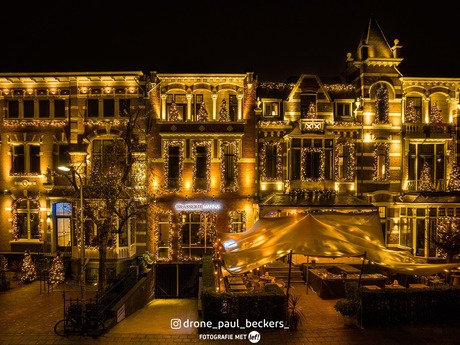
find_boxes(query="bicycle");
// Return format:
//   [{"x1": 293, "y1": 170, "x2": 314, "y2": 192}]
[{"x1": 54, "y1": 300, "x2": 105, "y2": 337}]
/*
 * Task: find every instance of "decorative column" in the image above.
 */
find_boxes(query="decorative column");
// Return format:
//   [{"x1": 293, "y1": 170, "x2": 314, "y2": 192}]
[
  {"x1": 161, "y1": 93, "x2": 167, "y2": 120},
  {"x1": 237, "y1": 93, "x2": 243, "y2": 120},
  {"x1": 401, "y1": 96, "x2": 406, "y2": 124},
  {"x1": 186, "y1": 92, "x2": 193, "y2": 121},
  {"x1": 423, "y1": 97, "x2": 430, "y2": 123},
  {"x1": 212, "y1": 92, "x2": 218, "y2": 121}
]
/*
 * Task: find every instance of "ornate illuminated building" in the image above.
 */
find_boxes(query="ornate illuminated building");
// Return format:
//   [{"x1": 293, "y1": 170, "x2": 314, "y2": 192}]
[{"x1": 1, "y1": 17, "x2": 460, "y2": 296}]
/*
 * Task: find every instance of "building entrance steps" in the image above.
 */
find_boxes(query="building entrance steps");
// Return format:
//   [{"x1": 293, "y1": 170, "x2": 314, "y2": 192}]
[{"x1": 264, "y1": 261, "x2": 305, "y2": 283}]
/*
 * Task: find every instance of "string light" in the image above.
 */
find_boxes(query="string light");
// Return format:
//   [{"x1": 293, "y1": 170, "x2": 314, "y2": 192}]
[
  {"x1": 164, "y1": 140, "x2": 184, "y2": 193},
  {"x1": 374, "y1": 85, "x2": 389, "y2": 124},
  {"x1": 192, "y1": 141, "x2": 211, "y2": 192},
  {"x1": 334, "y1": 141, "x2": 356, "y2": 181},
  {"x1": 2, "y1": 120, "x2": 67, "y2": 127},
  {"x1": 220, "y1": 141, "x2": 239, "y2": 192},
  {"x1": 301, "y1": 148, "x2": 325, "y2": 182},
  {"x1": 323, "y1": 84, "x2": 355, "y2": 92},
  {"x1": 11, "y1": 197, "x2": 41, "y2": 241},
  {"x1": 152, "y1": 210, "x2": 174, "y2": 262},
  {"x1": 260, "y1": 141, "x2": 282, "y2": 181}
]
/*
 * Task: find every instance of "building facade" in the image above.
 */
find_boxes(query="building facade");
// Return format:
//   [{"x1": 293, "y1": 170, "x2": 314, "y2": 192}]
[{"x1": 1, "y1": 17, "x2": 459, "y2": 296}]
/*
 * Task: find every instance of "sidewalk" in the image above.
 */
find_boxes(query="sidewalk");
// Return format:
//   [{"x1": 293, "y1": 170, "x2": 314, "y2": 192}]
[{"x1": 1, "y1": 278, "x2": 459, "y2": 345}]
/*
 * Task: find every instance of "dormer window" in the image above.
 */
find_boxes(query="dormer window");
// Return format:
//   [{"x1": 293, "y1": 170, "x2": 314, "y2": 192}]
[
  {"x1": 300, "y1": 94, "x2": 316, "y2": 119},
  {"x1": 263, "y1": 101, "x2": 280, "y2": 117},
  {"x1": 335, "y1": 102, "x2": 352, "y2": 121}
]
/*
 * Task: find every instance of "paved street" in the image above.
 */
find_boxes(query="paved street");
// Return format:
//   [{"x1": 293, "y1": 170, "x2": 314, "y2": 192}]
[{"x1": 1, "y1": 277, "x2": 460, "y2": 345}]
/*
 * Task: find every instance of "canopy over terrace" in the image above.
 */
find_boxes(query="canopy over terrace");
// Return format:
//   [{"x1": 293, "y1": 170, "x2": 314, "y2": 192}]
[{"x1": 218, "y1": 209, "x2": 459, "y2": 276}]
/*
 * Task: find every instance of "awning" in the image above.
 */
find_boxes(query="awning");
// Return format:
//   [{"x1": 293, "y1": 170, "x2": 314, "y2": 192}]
[{"x1": 218, "y1": 210, "x2": 458, "y2": 275}]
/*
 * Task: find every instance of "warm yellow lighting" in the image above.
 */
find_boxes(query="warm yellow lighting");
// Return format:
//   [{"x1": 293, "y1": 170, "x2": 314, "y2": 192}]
[
  {"x1": 276, "y1": 182, "x2": 283, "y2": 191},
  {"x1": 184, "y1": 180, "x2": 191, "y2": 190},
  {"x1": 5, "y1": 207, "x2": 11, "y2": 211},
  {"x1": 3, "y1": 89, "x2": 9, "y2": 95},
  {"x1": 364, "y1": 132, "x2": 371, "y2": 142},
  {"x1": 80, "y1": 87, "x2": 88, "y2": 94},
  {"x1": 128, "y1": 87, "x2": 135, "y2": 93},
  {"x1": 50, "y1": 88, "x2": 57, "y2": 95},
  {"x1": 105, "y1": 87, "x2": 111, "y2": 94},
  {"x1": 402, "y1": 180, "x2": 408, "y2": 191},
  {"x1": 26, "y1": 89, "x2": 33, "y2": 95},
  {"x1": 261, "y1": 183, "x2": 267, "y2": 191}
]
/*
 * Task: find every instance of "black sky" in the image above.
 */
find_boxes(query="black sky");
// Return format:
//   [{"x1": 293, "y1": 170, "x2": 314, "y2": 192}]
[{"x1": 2, "y1": 0, "x2": 459, "y2": 82}]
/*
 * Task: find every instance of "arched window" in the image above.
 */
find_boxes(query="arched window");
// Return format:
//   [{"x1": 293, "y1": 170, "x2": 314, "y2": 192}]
[{"x1": 53, "y1": 202, "x2": 72, "y2": 248}]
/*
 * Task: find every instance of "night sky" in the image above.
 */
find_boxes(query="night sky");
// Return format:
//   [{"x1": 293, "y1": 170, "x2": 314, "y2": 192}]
[{"x1": 2, "y1": 0, "x2": 459, "y2": 82}]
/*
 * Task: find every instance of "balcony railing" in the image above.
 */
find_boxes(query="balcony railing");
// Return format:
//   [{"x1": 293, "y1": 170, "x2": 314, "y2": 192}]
[
  {"x1": 403, "y1": 123, "x2": 451, "y2": 137},
  {"x1": 406, "y1": 179, "x2": 447, "y2": 192},
  {"x1": 299, "y1": 119, "x2": 325, "y2": 133}
]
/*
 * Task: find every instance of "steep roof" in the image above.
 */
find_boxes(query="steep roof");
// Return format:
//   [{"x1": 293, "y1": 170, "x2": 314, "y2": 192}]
[{"x1": 357, "y1": 16, "x2": 393, "y2": 60}]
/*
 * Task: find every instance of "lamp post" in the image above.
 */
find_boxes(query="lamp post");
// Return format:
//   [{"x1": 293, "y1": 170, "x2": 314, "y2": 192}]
[{"x1": 58, "y1": 165, "x2": 85, "y2": 302}]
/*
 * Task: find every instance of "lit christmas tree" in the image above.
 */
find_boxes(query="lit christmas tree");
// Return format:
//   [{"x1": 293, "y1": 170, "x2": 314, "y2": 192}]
[
  {"x1": 306, "y1": 102, "x2": 316, "y2": 119},
  {"x1": 169, "y1": 101, "x2": 180, "y2": 121},
  {"x1": 49, "y1": 251, "x2": 65, "y2": 285},
  {"x1": 429, "y1": 101, "x2": 443, "y2": 124},
  {"x1": 219, "y1": 99, "x2": 230, "y2": 122},
  {"x1": 448, "y1": 163, "x2": 460, "y2": 192},
  {"x1": 418, "y1": 161, "x2": 433, "y2": 192},
  {"x1": 404, "y1": 99, "x2": 418, "y2": 123},
  {"x1": 374, "y1": 85, "x2": 389, "y2": 124},
  {"x1": 20, "y1": 250, "x2": 36, "y2": 283},
  {"x1": 197, "y1": 102, "x2": 208, "y2": 121}
]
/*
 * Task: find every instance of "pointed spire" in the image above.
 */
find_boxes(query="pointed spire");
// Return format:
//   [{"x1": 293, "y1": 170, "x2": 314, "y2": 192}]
[{"x1": 357, "y1": 16, "x2": 395, "y2": 60}]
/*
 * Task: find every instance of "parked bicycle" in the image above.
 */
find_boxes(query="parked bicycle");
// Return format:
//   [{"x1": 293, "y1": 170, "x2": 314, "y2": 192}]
[{"x1": 54, "y1": 293, "x2": 105, "y2": 337}]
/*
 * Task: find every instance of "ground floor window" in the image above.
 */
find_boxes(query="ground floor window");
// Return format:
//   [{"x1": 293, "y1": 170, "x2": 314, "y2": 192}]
[
  {"x1": 179, "y1": 211, "x2": 216, "y2": 260},
  {"x1": 53, "y1": 202, "x2": 72, "y2": 248}
]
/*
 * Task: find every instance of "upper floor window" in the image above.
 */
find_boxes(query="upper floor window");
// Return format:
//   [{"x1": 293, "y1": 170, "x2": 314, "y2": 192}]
[
  {"x1": 260, "y1": 141, "x2": 282, "y2": 181},
  {"x1": 119, "y1": 99, "x2": 131, "y2": 116},
  {"x1": 103, "y1": 99, "x2": 115, "y2": 117},
  {"x1": 11, "y1": 144, "x2": 41, "y2": 175},
  {"x1": 405, "y1": 97, "x2": 422, "y2": 123},
  {"x1": 192, "y1": 141, "x2": 211, "y2": 192},
  {"x1": 300, "y1": 94, "x2": 316, "y2": 119},
  {"x1": 263, "y1": 101, "x2": 281, "y2": 117},
  {"x1": 164, "y1": 141, "x2": 184, "y2": 192},
  {"x1": 373, "y1": 143, "x2": 390, "y2": 181},
  {"x1": 23, "y1": 100, "x2": 34, "y2": 118},
  {"x1": 229, "y1": 94, "x2": 237, "y2": 121},
  {"x1": 220, "y1": 141, "x2": 239, "y2": 192},
  {"x1": 7, "y1": 100, "x2": 19, "y2": 118},
  {"x1": 91, "y1": 138, "x2": 127, "y2": 175},
  {"x1": 87, "y1": 99, "x2": 99, "y2": 117},
  {"x1": 408, "y1": 143, "x2": 445, "y2": 191},
  {"x1": 334, "y1": 102, "x2": 352, "y2": 121},
  {"x1": 290, "y1": 138, "x2": 333, "y2": 181},
  {"x1": 335, "y1": 141, "x2": 356, "y2": 181},
  {"x1": 374, "y1": 85, "x2": 389, "y2": 124}
]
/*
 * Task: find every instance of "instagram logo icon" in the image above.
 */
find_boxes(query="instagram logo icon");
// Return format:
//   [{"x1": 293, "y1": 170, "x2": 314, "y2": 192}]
[{"x1": 170, "y1": 319, "x2": 181, "y2": 329}]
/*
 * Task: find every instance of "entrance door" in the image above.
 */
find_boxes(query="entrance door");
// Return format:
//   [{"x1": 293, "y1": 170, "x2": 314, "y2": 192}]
[{"x1": 155, "y1": 264, "x2": 199, "y2": 298}]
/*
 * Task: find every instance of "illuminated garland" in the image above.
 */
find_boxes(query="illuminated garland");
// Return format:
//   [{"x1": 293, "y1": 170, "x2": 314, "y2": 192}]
[
  {"x1": 373, "y1": 143, "x2": 390, "y2": 181},
  {"x1": 220, "y1": 141, "x2": 239, "y2": 192},
  {"x1": 2, "y1": 120, "x2": 68, "y2": 127},
  {"x1": 259, "y1": 82, "x2": 295, "y2": 90},
  {"x1": 289, "y1": 188, "x2": 336, "y2": 199},
  {"x1": 86, "y1": 119, "x2": 129, "y2": 126},
  {"x1": 80, "y1": 200, "x2": 117, "y2": 250},
  {"x1": 301, "y1": 148, "x2": 325, "y2": 182},
  {"x1": 11, "y1": 197, "x2": 41, "y2": 241},
  {"x1": 152, "y1": 211, "x2": 174, "y2": 262},
  {"x1": 178, "y1": 211, "x2": 217, "y2": 262},
  {"x1": 323, "y1": 84, "x2": 355, "y2": 92},
  {"x1": 192, "y1": 141, "x2": 211, "y2": 192},
  {"x1": 164, "y1": 140, "x2": 184, "y2": 193},
  {"x1": 259, "y1": 120, "x2": 291, "y2": 127},
  {"x1": 436, "y1": 216, "x2": 460, "y2": 259},
  {"x1": 448, "y1": 163, "x2": 460, "y2": 192},
  {"x1": 260, "y1": 141, "x2": 283, "y2": 181},
  {"x1": 334, "y1": 141, "x2": 356, "y2": 182},
  {"x1": 326, "y1": 121, "x2": 362, "y2": 126},
  {"x1": 228, "y1": 211, "x2": 246, "y2": 233},
  {"x1": 374, "y1": 85, "x2": 389, "y2": 124},
  {"x1": 9, "y1": 172, "x2": 40, "y2": 177}
]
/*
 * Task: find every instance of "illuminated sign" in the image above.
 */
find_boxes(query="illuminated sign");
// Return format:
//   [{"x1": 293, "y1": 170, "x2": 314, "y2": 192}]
[{"x1": 174, "y1": 202, "x2": 221, "y2": 211}]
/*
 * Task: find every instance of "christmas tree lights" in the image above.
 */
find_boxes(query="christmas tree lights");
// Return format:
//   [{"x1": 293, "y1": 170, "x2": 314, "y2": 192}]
[
  {"x1": 219, "y1": 99, "x2": 230, "y2": 122},
  {"x1": 169, "y1": 101, "x2": 180, "y2": 121},
  {"x1": 20, "y1": 250, "x2": 37, "y2": 283},
  {"x1": 49, "y1": 251, "x2": 65, "y2": 285},
  {"x1": 197, "y1": 102, "x2": 208, "y2": 121},
  {"x1": 418, "y1": 162, "x2": 433, "y2": 192},
  {"x1": 429, "y1": 101, "x2": 443, "y2": 124},
  {"x1": 404, "y1": 99, "x2": 418, "y2": 123},
  {"x1": 447, "y1": 163, "x2": 460, "y2": 192}
]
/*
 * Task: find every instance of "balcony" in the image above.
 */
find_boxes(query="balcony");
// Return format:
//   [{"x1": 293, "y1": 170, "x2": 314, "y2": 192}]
[
  {"x1": 158, "y1": 121, "x2": 245, "y2": 134},
  {"x1": 299, "y1": 119, "x2": 325, "y2": 133},
  {"x1": 403, "y1": 123, "x2": 452, "y2": 139}
]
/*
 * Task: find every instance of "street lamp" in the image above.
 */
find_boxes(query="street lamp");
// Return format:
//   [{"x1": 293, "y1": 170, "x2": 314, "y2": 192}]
[{"x1": 58, "y1": 165, "x2": 85, "y2": 302}]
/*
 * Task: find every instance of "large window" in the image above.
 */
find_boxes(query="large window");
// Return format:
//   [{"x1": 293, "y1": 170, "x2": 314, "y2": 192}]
[
  {"x1": 408, "y1": 143, "x2": 445, "y2": 190},
  {"x1": 12, "y1": 197, "x2": 41, "y2": 240},
  {"x1": 193, "y1": 141, "x2": 211, "y2": 192},
  {"x1": 300, "y1": 94, "x2": 316, "y2": 119},
  {"x1": 374, "y1": 143, "x2": 390, "y2": 181},
  {"x1": 54, "y1": 99, "x2": 66, "y2": 118},
  {"x1": 87, "y1": 99, "x2": 99, "y2": 117},
  {"x1": 91, "y1": 138, "x2": 126, "y2": 175},
  {"x1": 375, "y1": 85, "x2": 389, "y2": 124},
  {"x1": 7, "y1": 100, "x2": 19, "y2": 118},
  {"x1": 220, "y1": 141, "x2": 238, "y2": 192},
  {"x1": 154, "y1": 212, "x2": 172, "y2": 261},
  {"x1": 335, "y1": 102, "x2": 352, "y2": 121},
  {"x1": 290, "y1": 138, "x2": 333, "y2": 181},
  {"x1": 23, "y1": 100, "x2": 35, "y2": 118},
  {"x1": 229, "y1": 211, "x2": 246, "y2": 233},
  {"x1": 164, "y1": 141, "x2": 183, "y2": 192},
  {"x1": 260, "y1": 141, "x2": 282, "y2": 181},
  {"x1": 11, "y1": 144, "x2": 41, "y2": 175},
  {"x1": 335, "y1": 141, "x2": 355, "y2": 181},
  {"x1": 179, "y1": 212, "x2": 216, "y2": 260}
]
